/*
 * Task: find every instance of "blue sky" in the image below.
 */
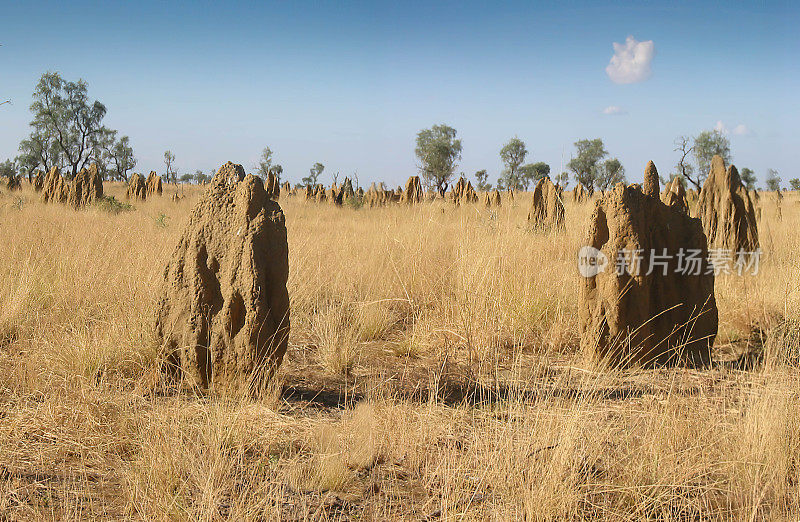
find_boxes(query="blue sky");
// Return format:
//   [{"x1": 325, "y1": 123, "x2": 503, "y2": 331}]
[{"x1": 1, "y1": 0, "x2": 796, "y2": 187}]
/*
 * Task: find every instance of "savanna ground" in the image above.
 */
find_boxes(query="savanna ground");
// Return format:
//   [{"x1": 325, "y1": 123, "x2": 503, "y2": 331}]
[{"x1": 0, "y1": 179, "x2": 798, "y2": 521}]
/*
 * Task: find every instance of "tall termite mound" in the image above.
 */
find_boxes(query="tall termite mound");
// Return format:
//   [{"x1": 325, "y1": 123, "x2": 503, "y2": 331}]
[
  {"x1": 483, "y1": 189, "x2": 501, "y2": 208},
  {"x1": 339, "y1": 177, "x2": 355, "y2": 203},
  {"x1": 450, "y1": 177, "x2": 477, "y2": 205},
  {"x1": 528, "y1": 176, "x2": 565, "y2": 229},
  {"x1": 661, "y1": 177, "x2": 689, "y2": 215},
  {"x1": 127, "y1": 173, "x2": 147, "y2": 201},
  {"x1": 697, "y1": 155, "x2": 759, "y2": 252},
  {"x1": 401, "y1": 176, "x2": 423, "y2": 204},
  {"x1": 4, "y1": 175, "x2": 21, "y2": 191},
  {"x1": 579, "y1": 164, "x2": 717, "y2": 369},
  {"x1": 68, "y1": 164, "x2": 104, "y2": 209},
  {"x1": 146, "y1": 171, "x2": 163, "y2": 197},
  {"x1": 155, "y1": 162, "x2": 290, "y2": 393},
  {"x1": 573, "y1": 182, "x2": 589, "y2": 203},
  {"x1": 42, "y1": 166, "x2": 70, "y2": 203},
  {"x1": 33, "y1": 170, "x2": 45, "y2": 192},
  {"x1": 642, "y1": 160, "x2": 660, "y2": 199},
  {"x1": 365, "y1": 182, "x2": 389, "y2": 207},
  {"x1": 265, "y1": 171, "x2": 280, "y2": 200}
]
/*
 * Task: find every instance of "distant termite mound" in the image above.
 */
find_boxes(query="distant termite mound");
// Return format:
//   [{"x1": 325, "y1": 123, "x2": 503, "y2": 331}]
[
  {"x1": 339, "y1": 177, "x2": 355, "y2": 203},
  {"x1": 697, "y1": 155, "x2": 758, "y2": 252},
  {"x1": 265, "y1": 171, "x2": 280, "y2": 200},
  {"x1": 573, "y1": 183, "x2": 588, "y2": 203},
  {"x1": 450, "y1": 177, "x2": 477, "y2": 205},
  {"x1": 68, "y1": 164, "x2": 104, "y2": 209},
  {"x1": 528, "y1": 176, "x2": 564, "y2": 230},
  {"x1": 126, "y1": 173, "x2": 147, "y2": 201},
  {"x1": 661, "y1": 177, "x2": 689, "y2": 215},
  {"x1": 146, "y1": 171, "x2": 163, "y2": 197},
  {"x1": 483, "y1": 189, "x2": 501, "y2": 208},
  {"x1": 401, "y1": 176, "x2": 423, "y2": 204},
  {"x1": 155, "y1": 161, "x2": 290, "y2": 394},
  {"x1": 5, "y1": 174, "x2": 21, "y2": 191},
  {"x1": 33, "y1": 170, "x2": 45, "y2": 192},
  {"x1": 42, "y1": 167, "x2": 69, "y2": 204},
  {"x1": 365, "y1": 183, "x2": 388, "y2": 207}
]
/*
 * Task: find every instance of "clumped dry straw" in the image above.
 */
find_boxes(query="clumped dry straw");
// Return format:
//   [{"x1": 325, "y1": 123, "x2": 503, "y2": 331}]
[{"x1": 0, "y1": 181, "x2": 797, "y2": 520}]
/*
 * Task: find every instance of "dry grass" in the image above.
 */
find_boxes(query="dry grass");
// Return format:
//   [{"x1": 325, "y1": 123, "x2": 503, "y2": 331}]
[{"x1": 0, "y1": 181, "x2": 798, "y2": 520}]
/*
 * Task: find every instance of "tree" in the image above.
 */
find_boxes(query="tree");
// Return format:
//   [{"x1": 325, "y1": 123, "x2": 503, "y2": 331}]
[
  {"x1": 693, "y1": 130, "x2": 730, "y2": 187},
  {"x1": 302, "y1": 162, "x2": 324, "y2": 186},
  {"x1": 766, "y1": 169, "x2": 781, "y2": 191},
  {"x1": 99, "y1": 132, "x2": 136, "y2": 181},
  {"x1": 556, "y1": 171, "x2": 570, "y2": 189},
  {"x1": 474, "y1": 169, "x2": 491, "y2": 191},
  {"x1": 415, "y1": 124, "x2": 462, "y2": 194},
  {"x1": 739, "y1": 167, "x2": 757, "y2": 190},
  {"x1": 789, "y1": 178, "x2": 800, "y2": 191},
  {"x1": 164, "y1": 150, "x2": 176, "y2": 183},
  {"x1": 673, "y1": 136, "x2": 698, "y2": 190},
  {"x1": 270, "y1": 164, "x2": 283, "y2": 183},
  {"x1": 518, "y1": 161, "x2": 550, "y2": 189},
  {"x1": 255, "y1": 147, "x2": 274, "y2": 180},
  {"x1": 17, "y1": 126, "x2": 63, "y2": 181},
  {"x1": 498, "y1": 137, "x2": 528, "y2": 190},
  {"x1": 0, "y1": 159, "x2": 15, "y2": 181},
  {"x1": 567, "y1": 138, "x2": 608, "y2": 193},
  {"x1": 25, "y1": 72, "x2": 110, "y2": 179},
  {"x1": 194, "y1": 170, "x2": 210, "y2": 184},
  {"x1": 597, "y1": 158, "x2": 626, "y2": 191},
  {"x1": 179, "y1": 173, "x2": 194, "y2": 184}
]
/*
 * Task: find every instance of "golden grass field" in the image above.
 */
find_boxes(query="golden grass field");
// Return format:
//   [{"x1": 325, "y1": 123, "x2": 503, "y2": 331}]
[{"x1": 0, "y1": 180, "x2": 798, "y2": 520}]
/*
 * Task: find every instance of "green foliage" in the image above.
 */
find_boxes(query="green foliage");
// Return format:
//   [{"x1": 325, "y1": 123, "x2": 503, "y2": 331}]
[
  {"x1": 345, "y1": 195, "x2": 364, "y2": 210},
  {"x1": 17, "y1": 126, "x2": 62, "y2": 175},
  {"x1": 163, "y1": 150, "x2": 176, "y2": 183},
  {"x1": 101, "y1": 133, "x2": 136, "y2": 181},
  {"x1": 155, "y1": 212, "x2": 169, "y2": 228},
  {"x1": 96, "y1": 195, "x2": 134, "y2": 214},
  {"x1": 765, "y1": 168, "x2": 781, "y2": 191},
  {"x1": 0, "y1": 159, "x2": 15, "y2": 180},
  {"x1": 303, "y1": 162, "x2": 324, "y2": 186},
  {"x1": 194, "y1": 170, "x2": 210, "y2": 184},
  {"x1": 789, "y1": 178, "x2": 800, "y2": 191},
  {"x1": 498, "y1": 137, "x2": 528, "y2": 189},
  {"x1": 415, "y1": 124, "x2": 462, "y2": 193},
  {"x1": 255, "y1": 147, "x2": 284, "y2": 182},
  {"x1": 567, "y1": 138, "x2": 608, "y2": 192},
  {"x1": 693, "y1": 130, "x2": 730, "y2": 184},
  {"x1": 474, "y1": 169, "x2": 492, "y2": 191},
  {"x1": 555, "y1": 171, "x2": 570, "y2": 189},
  {"x1": 739, "y1": 167, "x2": 757, "y2": 190},
  {"x1": 22, "y1": 72, "x2": 113, "y2": 178},
  {"x1": 518, "y1": 162, "x2": 550, "y2": 189},
  {"x1": 256, "y1": 147, "x2": 273, "y2": 180},
  {"x1": 179, "y1": 173, "x2": 194, "y2": 183},
  {"x1": 597, "y1": 158, "x2": 625, "y2": 191}
]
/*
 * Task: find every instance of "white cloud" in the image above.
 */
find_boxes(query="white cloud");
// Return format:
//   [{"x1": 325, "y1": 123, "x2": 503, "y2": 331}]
[
  {"x1": 714, "y1": 121, "x2": 751, "y2": 136},
  {"x1": 732, "y1": 124, "x2": 749, "y2": 136},
  {"x1": 606, "y1": 36, "x2": 655, "y2": 84},
  {"x1": 602, "y1": 105, "x2": 626, "y2": 115}
]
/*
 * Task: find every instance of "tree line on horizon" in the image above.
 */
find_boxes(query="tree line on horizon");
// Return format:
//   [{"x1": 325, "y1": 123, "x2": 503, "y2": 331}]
[{"x1": 1, "y1": 72, "x2": 792, "y2": 193}]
